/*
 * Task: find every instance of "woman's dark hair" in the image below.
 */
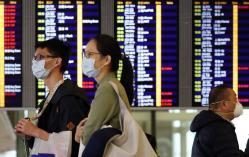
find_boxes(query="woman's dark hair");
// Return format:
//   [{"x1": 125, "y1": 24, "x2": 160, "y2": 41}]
[
  {"x1": 35, "y1": 38, "x2": 71, "y2": 73},
  {"x1": 91, "y1": 34, "x2": 134, "y2": 104}
]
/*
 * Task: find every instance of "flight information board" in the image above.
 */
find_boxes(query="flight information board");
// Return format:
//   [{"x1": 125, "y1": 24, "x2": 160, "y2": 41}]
[
  {"x1": 193, "y1": 0, "x2": 249, "y2": 106},
  {"x1": 0, "y1": 0, "x2": 22, "y2": 107},
  {"x1": 115, "y1": 0, "x2": 179, "y2": 107},
  {"x1": 36, "y1": 0, "x2": 100, "y2": 104}
]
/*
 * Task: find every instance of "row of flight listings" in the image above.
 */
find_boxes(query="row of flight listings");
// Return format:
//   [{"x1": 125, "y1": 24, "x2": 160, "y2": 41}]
[{"x1": 1, "y1": 0, "x2": 249, "y2": 108}]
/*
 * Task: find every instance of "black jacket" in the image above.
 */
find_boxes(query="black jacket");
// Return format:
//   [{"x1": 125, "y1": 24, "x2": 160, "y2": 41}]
[
  {"x1": 190, "y1": 110, "x2": 249, "y2": 157},
  {"x1": 29, "y1": 79, "x2": 90, "y2": 157}
]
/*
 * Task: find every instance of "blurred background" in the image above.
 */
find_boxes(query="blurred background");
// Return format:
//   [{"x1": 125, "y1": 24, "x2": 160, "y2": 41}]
[{"x1": 1, "y1": 109, "x2": 249, "y2": 157}]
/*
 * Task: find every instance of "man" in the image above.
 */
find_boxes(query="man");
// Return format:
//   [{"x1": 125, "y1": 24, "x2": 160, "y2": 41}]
[
  {"x1": 191, "y1": 84, "x2": 249, "y2": 157},
  {"x1": 15, "y1": 38, "x2": 89, "y2": 157}
]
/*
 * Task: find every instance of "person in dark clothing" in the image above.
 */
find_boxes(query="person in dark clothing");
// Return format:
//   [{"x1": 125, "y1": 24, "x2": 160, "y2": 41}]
[
  {"x1": 191, "y1": 84, "x2": 249, "y2": 157},
  {"x1": 15, "y1": 38, "x2": 89, "y2": 157}
]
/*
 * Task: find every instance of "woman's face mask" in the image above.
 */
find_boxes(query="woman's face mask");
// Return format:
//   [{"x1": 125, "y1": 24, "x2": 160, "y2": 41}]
[
  {"x1": 82, "y1": 54, "x2": 107, "y2": 78},
  {"x1": 32, "y1": 59, "x2": 51, "y2": 80},
  {"x1": 82, "y1": 40, "x2": 109, "y2": 78},
  {"x1": 82, "y1": 55, "x2": 100, "y2": 78}
]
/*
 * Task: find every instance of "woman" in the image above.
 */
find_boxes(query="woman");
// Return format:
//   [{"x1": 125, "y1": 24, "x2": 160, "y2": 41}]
[{"x1": 75, "y1": 34, "x2": 134, "y2": 146}]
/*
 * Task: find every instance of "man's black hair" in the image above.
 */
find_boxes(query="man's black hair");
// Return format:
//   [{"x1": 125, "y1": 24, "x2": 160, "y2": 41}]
[
  {"x1": 35, "y1": 38, "x2": 70, "y2": 73},
  {"x1": 209, "y1": 84, "x2": 232, "y2": 108}
]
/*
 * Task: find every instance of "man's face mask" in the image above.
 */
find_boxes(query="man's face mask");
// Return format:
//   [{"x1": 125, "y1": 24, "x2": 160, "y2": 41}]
[
  {"x1": 32, "y1": 59, "x2": 51, "y2": 80},
  {"x1": 233, "y1": 101, "x2": 243, "y2": 118},
  {"x1": 211, "y1": 100, "x2": 243, "y2": 118}
]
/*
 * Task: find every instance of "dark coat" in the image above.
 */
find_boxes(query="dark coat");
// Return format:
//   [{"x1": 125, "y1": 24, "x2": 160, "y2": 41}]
[
  {"x1": 29, "y1": 79, "x2": 90, "y2": 157},
  {"x1": 190, "y1": 110, "x2": 249, "y2": 157}
]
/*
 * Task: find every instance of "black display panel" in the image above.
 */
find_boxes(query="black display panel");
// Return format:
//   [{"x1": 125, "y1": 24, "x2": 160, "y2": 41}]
[
  {"x1": 36, "y1": 0, "x2": 100, "y2": 104},
  {"x1": 0, "y1": 0, "x2": 22, "y2": 107},
  {"x1": 115, "y1": 0, "x2": 179, "y2": 107},
  {"x1": 193, "y1": 0, "x2": 249, "y2": 106}
]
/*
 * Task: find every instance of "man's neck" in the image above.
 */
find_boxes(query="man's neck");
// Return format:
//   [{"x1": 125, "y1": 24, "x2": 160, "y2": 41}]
[
  {"x1": 44, "y1": 72, "x2": 63, "y2": 91},
  {"x1": 214, "y1": 111, "x2": 233, "y2": 121}
]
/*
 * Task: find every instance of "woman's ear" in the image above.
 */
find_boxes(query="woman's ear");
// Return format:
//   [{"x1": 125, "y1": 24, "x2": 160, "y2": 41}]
[{"x1": 105, "y1": 55, "x2": 112, "y2": 65}]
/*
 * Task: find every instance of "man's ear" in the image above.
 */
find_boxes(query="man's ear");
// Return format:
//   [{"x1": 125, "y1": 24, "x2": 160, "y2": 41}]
[
  {"x1": 56, "y1": 58, "x2": 62, "y2": 65},
  {"x1": 217, "y1": 101, "x2": 225, "y2": 110},
  {"x1": 221, "y1": 101, "x2": 231, "y2": 111}
]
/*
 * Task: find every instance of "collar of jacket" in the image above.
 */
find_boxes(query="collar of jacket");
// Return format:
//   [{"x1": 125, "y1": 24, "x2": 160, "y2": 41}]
[{"x1": 49, "y1": 79, "x2": 88, "y2": 105}]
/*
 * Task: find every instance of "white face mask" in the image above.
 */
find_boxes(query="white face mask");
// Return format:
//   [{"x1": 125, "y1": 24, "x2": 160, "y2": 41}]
[
  {"x1": 234, "y1": 102, "x2": 243, "y2": 118},
  {"x1": 82, "y1": 56, "x2": 100, "y2": 78},
  {"x1": 211, "y1": 100, "x2": 243, "y2": 118},
  {"x1": 32, "y1": 59, "x2": 50, "y2": 80}
]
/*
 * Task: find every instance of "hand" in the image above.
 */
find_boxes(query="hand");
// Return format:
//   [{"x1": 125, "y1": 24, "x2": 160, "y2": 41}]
[
  {"x1": 75, "y1": 118, "x2": 88, "y2": 143},
  {"x1": 15, "y1": 118, "x2": 39, "y2": 137}
]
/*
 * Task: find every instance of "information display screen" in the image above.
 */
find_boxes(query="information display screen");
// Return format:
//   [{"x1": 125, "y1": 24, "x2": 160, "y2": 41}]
[
  {"x1": 115, "y1": 0, "x2": 179, "y2": 107},
  {"x1": 0, "y1": 0, "x2": 22, "y2": 107},
  {"x1": 193, "y1": 0, "x2": 249, "y2": 106},
  {"x1": 36, "y1": 0, "x2": 100, "y2": 104}
]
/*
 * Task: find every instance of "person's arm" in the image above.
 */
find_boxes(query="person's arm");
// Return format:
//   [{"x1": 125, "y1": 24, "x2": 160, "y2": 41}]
[
  {"x1": 212, "y1": 122, "x2": 245, "y2": 157},
  {"x1": 58, "y1": 96, "x2": 89, "y2": 130},
  {"x1": 58, "y1": 95, "x2": 89, "y2": 157},
  {"x1": 75, "y1": 118, "x2": 88, "y2": 143},
  {"x1": 15, "y1": 118, "x2": 49, "y2": 140},
  {"x1": 82, "y1": 82, "x2": 119, "y2": 145}
]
